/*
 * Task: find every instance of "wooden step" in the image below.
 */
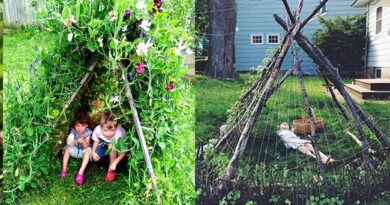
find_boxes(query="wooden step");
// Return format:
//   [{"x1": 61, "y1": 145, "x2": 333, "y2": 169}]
[
  {"x1": 354, "y1": 79, "x2": 390, "y2": 91},
  {"x1": 346, "y1": 84, "x2": 390, "y2": 100}
]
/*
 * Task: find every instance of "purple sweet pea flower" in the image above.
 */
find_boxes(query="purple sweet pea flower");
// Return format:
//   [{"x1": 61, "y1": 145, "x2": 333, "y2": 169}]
[
  {"x1": 166, "y1": 81, "x2": 174, "y2": 91},
  {"x1": 152, "y1": 0, "x2": 164, "y2": 15},
  {"x1": 122, "y1": 9, "x2": 132, "y2": 20}
]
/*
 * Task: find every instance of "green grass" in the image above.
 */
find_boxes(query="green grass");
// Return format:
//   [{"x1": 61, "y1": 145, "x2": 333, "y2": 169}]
[
  {"x1": 18, "y1": 161, "x2": 131, "y2": 204},
  {"x1": 196, "y1": 74, "x2": 390, "y2": 203},
  {"x1": 4, "y1": 29, "x2": 37, "y2": 79},
  {"x1": 195, "y1": 74, "x2": 250, "y2": 143}
]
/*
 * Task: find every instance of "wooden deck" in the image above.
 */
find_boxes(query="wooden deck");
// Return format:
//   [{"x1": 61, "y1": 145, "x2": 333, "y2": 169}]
[{"x1": 345, "y1": 79, "x2": 390, "y2": 100}]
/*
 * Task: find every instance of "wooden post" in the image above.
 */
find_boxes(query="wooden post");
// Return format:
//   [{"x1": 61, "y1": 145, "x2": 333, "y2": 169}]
[
  {"x1": 322, "y1": 75, "x2": 349, "y2": 121},
  {"x1": 274, "y1": 14, "x2": 375, "y2": 168},
  {"x1": 54, "y1": 62, "x2": 97, "y2": 126},
  {"x1": 274, "y1": 14, "x2": 389, "y2": 150},
  {"x1": 121, "y1": 72, "x2": 157, "y2": 188},
  {"x1": 292, "y1": 42, "x2": 326, "y2": 177},
  {"x1": 218, "y1": 16, "x2": 303, "y2": 190}
]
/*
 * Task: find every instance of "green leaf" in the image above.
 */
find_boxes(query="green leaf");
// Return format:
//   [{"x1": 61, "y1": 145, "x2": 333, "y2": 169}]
[
  {"x1": 30, "y1": 182, "x2": 37, "y2": 189},
  {"x1": 105, "y1": 148, "x2": 112, "y2": 155},
  {"x1": 110, "y1": 40, "x2": 117, "y2": 49},
  {"x1": 52, "y1": 109, "x2": 60, "y2": 117},
  {"x1": 26, "y1": 128, "x2": 34, "y2": 137},
  {"x1": 87, "y1": 40, "x2": 96, "y2": 52},
  {"x1": 37, "y1": 126, "x2": 45, "y2": 135},
  {"x1": 40, "y1": 166, "x2": 49, "y2": 174},
  {"x1": 18, "y1": 183, "x2": 26, "y2": 191},
  {"x1": 62, "y1": 5, "x2": 71, "y2": 18},
  {"x1": 158, "y1": 142, "x2": 166, "y2": 150}
]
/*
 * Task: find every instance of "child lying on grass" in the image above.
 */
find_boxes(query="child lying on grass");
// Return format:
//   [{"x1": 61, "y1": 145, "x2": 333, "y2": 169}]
[{"x1": 277, "y1": 122, "x2": 335, "y2": 164}]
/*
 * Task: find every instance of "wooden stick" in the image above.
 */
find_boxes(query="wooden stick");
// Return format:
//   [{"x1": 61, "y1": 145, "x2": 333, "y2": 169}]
[
  {"x1": 219, "y1": 17, "x2": 302, "y2": 190},
  {"x1": 55, "y1": 62, "x2": 97, "y2": 126},
  {"x1": 293, "y1": 42, "x2": 326, "y2": 177},
  {"x1": 275, "y1": 15, "x2": 375, "y2": 169},
  {"x1": 121, "y1": 72, "x2": 158, "y2": 189},
  {"x1": 219, "y1": 31, "x2": 297, "y2": 148},
  {"x1": 274, "y1": 14, "x2": 389, "y2": 150},
  {"x1": 345, "y1": 130, "x2": 376, "y2": 154},
  {"x1": 322, "y1": 75, "x2": 349, "y2": 121},
  {"x1": 299, "y1": 0, "x2": 328, "y2": 31}
]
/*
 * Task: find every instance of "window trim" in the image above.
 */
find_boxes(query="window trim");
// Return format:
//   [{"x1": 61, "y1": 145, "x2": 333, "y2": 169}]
[
  {"x1": 376, "y1": 7, "x2": 382, "y2": 35},
  {"x1": 251, "y1": 34, "x2": 264, "y2": 45},
  {"x1": 267, "y1": 33, "x2": 280, "y2": 44}
]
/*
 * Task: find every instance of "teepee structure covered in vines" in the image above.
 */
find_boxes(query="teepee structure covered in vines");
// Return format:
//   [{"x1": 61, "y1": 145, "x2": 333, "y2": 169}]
[{"x1": 207, "y1": 0, "x2": 389, "y2": 196}]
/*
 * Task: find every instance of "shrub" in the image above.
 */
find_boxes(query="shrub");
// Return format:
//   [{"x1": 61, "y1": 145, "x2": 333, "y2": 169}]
[{"x1": 313, "y1": 15, "x2": 366, "y2": 77}]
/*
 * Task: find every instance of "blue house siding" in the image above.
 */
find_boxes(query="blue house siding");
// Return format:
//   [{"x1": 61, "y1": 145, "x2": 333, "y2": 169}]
[{"x1": 235, "y1": 0, "x2": 366, "y2": 73}]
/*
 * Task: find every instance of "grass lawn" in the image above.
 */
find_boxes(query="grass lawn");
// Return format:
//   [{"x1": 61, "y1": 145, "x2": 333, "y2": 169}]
[
  {"x1": 195, "y1": 73, "x2": 390, "y2": 203},
  {"x1": 4, "y1": 30, "x2": 195, "y2": 204}
]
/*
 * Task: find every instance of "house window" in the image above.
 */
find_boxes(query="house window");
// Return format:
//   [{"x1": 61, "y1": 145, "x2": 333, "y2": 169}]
[
  {"x1": 375, "y1": 68, "x2": 382, "y2": 78},
  {"x1": 376, "y1": 7, "x2": 382, "y2": 34},
  {"x1": 268, "y1": 34, "x2": 279, "y2": 44},
  {"x1": 251, "y1": 34, "x2": 263, "y2": 44}
]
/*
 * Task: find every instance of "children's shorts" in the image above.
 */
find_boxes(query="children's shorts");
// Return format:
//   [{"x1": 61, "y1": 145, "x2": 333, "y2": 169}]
[
  {"x1": 95, "y1": 144, "x2": 109, "y2": 158},
  {"x1": 66, "y1": 146, "x2": 91, "y2": 159}
]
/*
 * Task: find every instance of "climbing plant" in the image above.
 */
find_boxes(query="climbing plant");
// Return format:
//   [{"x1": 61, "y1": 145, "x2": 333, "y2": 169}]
[{"x1": 3, "y1": 0, "x2": 194, "y2": 203}]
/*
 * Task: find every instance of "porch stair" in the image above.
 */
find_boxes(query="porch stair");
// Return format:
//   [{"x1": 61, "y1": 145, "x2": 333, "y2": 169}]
[{"x1": 345, "y1": 79, "x2": 390, "y2": 100}]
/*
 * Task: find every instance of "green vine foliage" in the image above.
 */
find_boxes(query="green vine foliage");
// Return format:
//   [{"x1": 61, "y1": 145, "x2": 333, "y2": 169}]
[{"x1": 4, "y1": 0, "x2": 194, "y2": 203}]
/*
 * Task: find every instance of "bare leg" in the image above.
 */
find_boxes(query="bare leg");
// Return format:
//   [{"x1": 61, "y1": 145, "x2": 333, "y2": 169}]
[
  {"x1": 109, "y1": 151, "x2": 127, "y2": 170},
  {"x1": 304, "y1": 143, "x2": 333, "y2": 163},
  {"x1": 298, "y1": 145, "x2": 316, "y2": 158},
  {"x1": 78, "y1": 149, "x2": 91, "y2": 175},
  {"x1": 62, "y1": 147, "x2": 70, "y2": 170},
  {"x1": 108, "y1": 144, "x2": 118, "y2": 168}
]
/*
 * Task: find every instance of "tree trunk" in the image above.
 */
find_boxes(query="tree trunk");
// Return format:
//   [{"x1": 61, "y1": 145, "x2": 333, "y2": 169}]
[{"x1": 205, "y1": 0, "x2": 237, "y2": 79}]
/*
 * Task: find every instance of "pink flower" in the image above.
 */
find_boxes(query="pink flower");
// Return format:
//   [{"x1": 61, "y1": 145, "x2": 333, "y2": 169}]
[
  {"x1": 166, "y1": 81, "x2": 174, "y2": 91},
  {"x1": 136, "y1": 63, "x2": 145, "y2": 74}
]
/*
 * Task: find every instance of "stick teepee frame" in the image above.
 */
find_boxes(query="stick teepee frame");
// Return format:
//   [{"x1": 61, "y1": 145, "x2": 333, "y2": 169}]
[{"x1": 215, "y1": 0, "x2": 389, "y2": 191}]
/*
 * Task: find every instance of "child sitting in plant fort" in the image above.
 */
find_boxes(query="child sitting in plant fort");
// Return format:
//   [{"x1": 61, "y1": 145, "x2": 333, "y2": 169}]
[
  {"x1": 91, "y1": 113, "x2": 127, "y2": 182},
  {"x1": 60, "y1": 113, "x2": 93, "y2": 185},
  {"x1": 277, "y1": 122, "x2": 335, "y2": 164}
]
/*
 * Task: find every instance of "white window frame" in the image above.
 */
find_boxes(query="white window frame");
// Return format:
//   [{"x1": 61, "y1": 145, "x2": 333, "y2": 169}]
[
  {"x1": 376, "y1": 7, "x2": 382, "y2": 35},
  {"x1": 251, "y1": 34, "x2": 264, "y2": 45},
  {"x1": 267, "y1": 34, "x2": 280, "y2": 44}
]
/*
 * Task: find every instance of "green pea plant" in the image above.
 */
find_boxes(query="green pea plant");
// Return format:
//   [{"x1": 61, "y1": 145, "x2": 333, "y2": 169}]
[{"x1": 3, "y1": 0, "x2": 194, "y2": 204}]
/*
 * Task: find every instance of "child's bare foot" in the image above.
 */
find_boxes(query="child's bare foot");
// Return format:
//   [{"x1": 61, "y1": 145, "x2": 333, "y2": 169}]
[{"x1": 323, "y1": 156, "x2": 335, "y2": 164}]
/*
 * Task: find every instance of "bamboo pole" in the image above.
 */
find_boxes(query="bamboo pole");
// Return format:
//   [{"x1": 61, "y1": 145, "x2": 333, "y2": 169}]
[{"x1": 121, "y1": 72, "x2": 157, "y2": 189}]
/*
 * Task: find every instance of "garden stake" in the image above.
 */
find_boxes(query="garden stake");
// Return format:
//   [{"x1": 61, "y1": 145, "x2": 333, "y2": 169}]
[
  {"x1": 275, "y1": 15, "x2": 389, "y2": 149},
  {"x1": 54, "y1": 62, "x2": 97, "y2": 127},
  {"x1": 218, "y1": 7, "x2": 303, "y2": 192},
  {"x1": 121, "y1": 72, "x2": 158, "y2": 189}
]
